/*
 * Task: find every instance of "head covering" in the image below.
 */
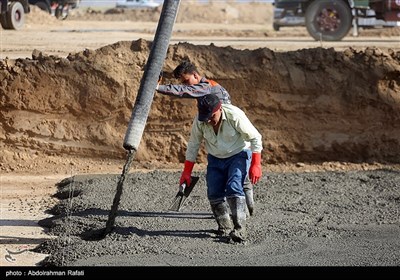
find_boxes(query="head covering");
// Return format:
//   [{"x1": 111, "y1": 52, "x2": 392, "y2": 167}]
[{"x1": 197, "y1": 94, "x2": 222, "y2": 122}]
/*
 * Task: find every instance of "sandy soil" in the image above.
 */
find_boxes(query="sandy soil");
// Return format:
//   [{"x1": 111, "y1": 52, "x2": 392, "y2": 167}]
[{"x1": 0, "y1": 2, "x2": 399, "y2": 268}]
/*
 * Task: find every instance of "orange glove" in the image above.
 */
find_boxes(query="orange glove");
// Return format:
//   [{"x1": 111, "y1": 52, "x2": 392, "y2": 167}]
[
  {"x1": 180, "y1": 160, "x2": 195, "y2": 186},
  {"x1": 249, "y1": 153, "x2": 262, "y2": 184}
]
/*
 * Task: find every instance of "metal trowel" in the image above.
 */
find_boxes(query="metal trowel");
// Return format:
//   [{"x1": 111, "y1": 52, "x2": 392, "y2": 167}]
[{"x1": 169, "y1": 176, "x2": 200, "y2": 212}]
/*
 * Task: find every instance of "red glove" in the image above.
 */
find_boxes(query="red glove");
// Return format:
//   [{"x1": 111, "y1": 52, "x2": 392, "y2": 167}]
[
  {"x1": 180, "y1": 160, "x2": 195, "y2": 186},
  {"x1": 249, "y1": 153, "x2": 262, "y2": 184}
]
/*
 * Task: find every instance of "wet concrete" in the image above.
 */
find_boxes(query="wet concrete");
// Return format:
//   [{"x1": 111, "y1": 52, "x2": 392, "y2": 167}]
[{"x1": 35, "y1": 169, "x2": 400, "y2": 266}]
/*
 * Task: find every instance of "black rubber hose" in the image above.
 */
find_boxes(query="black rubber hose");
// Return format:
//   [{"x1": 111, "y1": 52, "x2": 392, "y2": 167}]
[{"x1": 123, "y1": 0, "x2": 181, "y2": 151}]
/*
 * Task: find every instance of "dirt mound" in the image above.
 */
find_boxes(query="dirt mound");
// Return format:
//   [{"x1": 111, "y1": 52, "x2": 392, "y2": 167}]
[
  {"x1": 1, "y1": 40, "x2": 399, "y2": 170},
  {"x1": 25, "y1": 6, "x2": 61, "y2": 25}
]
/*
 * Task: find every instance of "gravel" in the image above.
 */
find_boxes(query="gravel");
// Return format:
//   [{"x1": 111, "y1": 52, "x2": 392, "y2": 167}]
[{"x1": 36, "y1": 168, "x2": 400, "y2": 266}]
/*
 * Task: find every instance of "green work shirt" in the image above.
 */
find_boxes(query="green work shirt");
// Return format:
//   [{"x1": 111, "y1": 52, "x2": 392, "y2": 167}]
[{"x1": 186, "y1": 104, "x2": 263, "y2": 162}]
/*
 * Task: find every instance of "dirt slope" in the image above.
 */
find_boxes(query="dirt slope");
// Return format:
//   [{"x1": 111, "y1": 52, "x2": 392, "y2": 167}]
[{"x1": 1, "y1": 40, "x2": 399, "y2": 171}]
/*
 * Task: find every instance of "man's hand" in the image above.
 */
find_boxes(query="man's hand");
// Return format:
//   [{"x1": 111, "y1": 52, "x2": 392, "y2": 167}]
[
  {"x1": 180, "y1": 160, "x2": 195, "y2": 186},
  {"x1": 249, "y1": 153, "x2": 262, "y2": 184}
]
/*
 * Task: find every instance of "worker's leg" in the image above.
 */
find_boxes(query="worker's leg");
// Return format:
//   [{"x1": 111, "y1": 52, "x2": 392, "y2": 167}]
[
  {"x1": 226, "y1": 150, "x2": 248, "y2": 242},
  {"x1": 244, "y1": 150, "x2": 254, "y2": 216},
  {"x1": 243, "y1": 176, "x2": 254, "y2": 216},
  {"x1": 206, "y1": 154, "x2": 232, "y2": 236}
]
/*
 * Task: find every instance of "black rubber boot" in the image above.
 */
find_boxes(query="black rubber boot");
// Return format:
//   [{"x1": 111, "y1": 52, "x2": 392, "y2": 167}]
[
  {"x1": 244, "y1": 176, "x2": 255, "y2": 216},
  {"x1": 227, "y1": 196, "x2": 247, "y2": 243},
  {"x1": 244, "y1": 188, "x2": 254, "y2": 216},
  {"x1": 210, "y1": 201, "x2": 233, "y2": 237}
]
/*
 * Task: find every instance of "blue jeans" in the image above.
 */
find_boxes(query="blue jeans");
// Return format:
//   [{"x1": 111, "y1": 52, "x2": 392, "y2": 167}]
[{"x1": 206, "y1": 149, "x2": 251, "y2": 203}]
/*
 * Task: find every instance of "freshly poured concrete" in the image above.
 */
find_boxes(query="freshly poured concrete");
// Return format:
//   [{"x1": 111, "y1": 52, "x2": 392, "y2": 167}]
[{"x1": 36, "y1": 169, "x2": 400, "y2": 266}]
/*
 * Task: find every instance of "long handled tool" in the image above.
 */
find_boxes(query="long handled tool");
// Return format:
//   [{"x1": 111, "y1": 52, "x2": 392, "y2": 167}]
[{"x1": 169, "y1": 176, "x2": 199, "y2": 212}]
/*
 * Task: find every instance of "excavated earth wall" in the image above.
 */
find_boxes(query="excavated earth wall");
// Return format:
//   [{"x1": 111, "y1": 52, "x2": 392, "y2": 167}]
[{"x1": 1, "y1": 40, "x2": 399, "y2": 168}]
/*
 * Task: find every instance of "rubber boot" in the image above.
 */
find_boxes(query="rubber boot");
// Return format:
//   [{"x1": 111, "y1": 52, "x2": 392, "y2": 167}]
[
  {"x1": 210, "y1": 201, "x2": 233, "y2": 237},
  {"x1": 244, "y1": 177, "x2": 255, "y2": 216},
  {"x1": 227, "y1": 196, "x2": 247, "y2": 243}
]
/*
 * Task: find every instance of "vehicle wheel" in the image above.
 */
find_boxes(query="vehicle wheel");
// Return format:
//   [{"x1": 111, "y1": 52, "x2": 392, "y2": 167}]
[
  {"x1": 6, "y1": 1, "x2": 25, "y2": 30},
  {"x1": 305, "y1": 0, "x2": 352, "y2": 41},
  {"x1": 273, "y1": 23, "x2": 280, "y2": 31},
  {"x1": 0, "y1": 13, "x2": 11, "y2": 29},
  {"x1": 35, "y1": 1, "x2": 51, "y2": 13}
]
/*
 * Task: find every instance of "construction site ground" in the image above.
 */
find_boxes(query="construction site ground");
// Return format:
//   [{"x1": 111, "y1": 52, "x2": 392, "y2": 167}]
[{"x1": 0, "y1": 2, "x2": 399, "y2": 269}]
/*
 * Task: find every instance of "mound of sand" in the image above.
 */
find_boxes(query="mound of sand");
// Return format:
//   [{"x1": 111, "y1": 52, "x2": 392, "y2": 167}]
[
  {"x1": 1, "y1": 40, "x2": 399, "y2": 171},
  {"x1": 1, "y1": 2, "x2": 399, "y2": 172}
]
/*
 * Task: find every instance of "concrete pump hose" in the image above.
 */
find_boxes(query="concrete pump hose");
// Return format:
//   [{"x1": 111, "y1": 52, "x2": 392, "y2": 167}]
[{"x1": 123, "y1": 0, "x2": 181, "y2": 151}]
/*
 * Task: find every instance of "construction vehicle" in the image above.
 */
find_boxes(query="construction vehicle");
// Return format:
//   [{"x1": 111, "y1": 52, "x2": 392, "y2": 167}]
[
  {"x1": 0, "y1": 0, "x2": 30, "y2": 30},
  {"x1": 273, "y1": 0, "x2": 400, "y2": 41},
  {"x1": 0, "y1": 0, "x2": 79, "y2": 30}
]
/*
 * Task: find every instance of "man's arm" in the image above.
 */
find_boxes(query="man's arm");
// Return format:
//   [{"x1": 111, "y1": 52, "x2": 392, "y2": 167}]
[
  {"x1": 179, "y1": 117, "x2": 203, "y2": 186},
  {"x1": 231, "y1": 109, "x2": 263, "y2": 153},
  {"x1": 229, "y1": 107, "x2": 263, "y2": 184},
  {"x1": 156, "y1": 82, "x2": 212, "y2": 98},
  {"x1": 185, "y1": 117, "x2": 204, "y2": 162}
]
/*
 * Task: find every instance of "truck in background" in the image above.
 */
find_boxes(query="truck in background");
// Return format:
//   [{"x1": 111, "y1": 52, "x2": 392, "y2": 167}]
[
  {"x1": 0, "y1": 0, "x2": 30, "y2": 30},
  {"x1": 1, "y1": 0, "x2": 80, "y2": 30},
  {"x1": 273, "y1": 0, "x2": 400, "y2": 41}
]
